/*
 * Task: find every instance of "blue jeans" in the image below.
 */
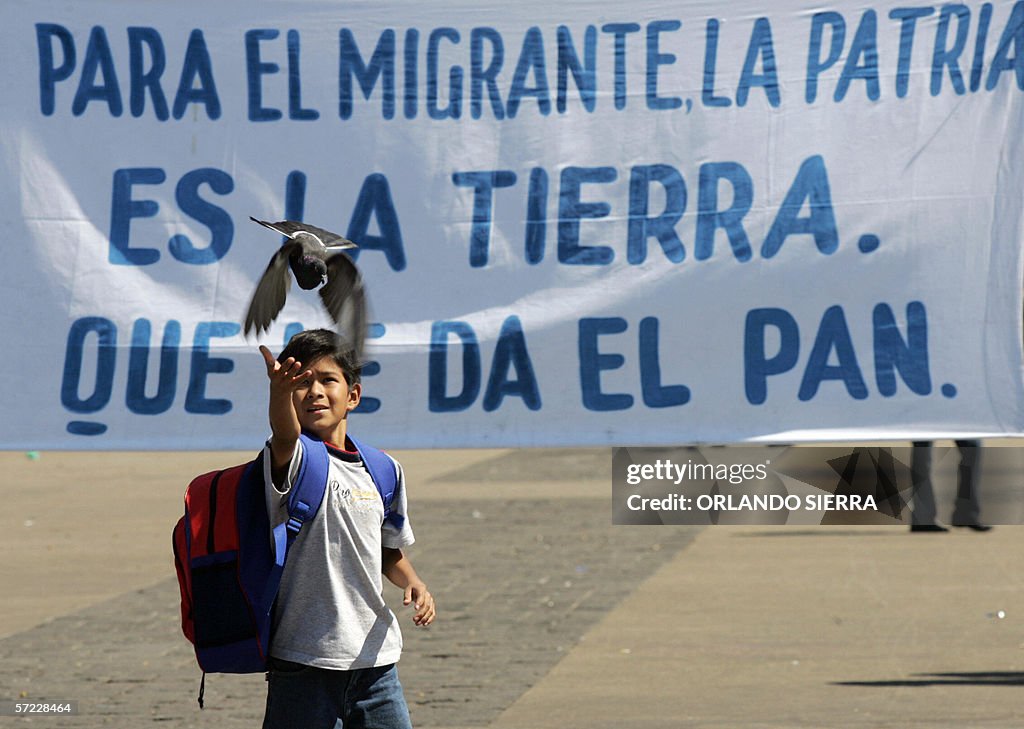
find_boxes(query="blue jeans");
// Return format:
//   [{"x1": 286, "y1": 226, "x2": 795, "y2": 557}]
[{"x1": 263, "y1": 659, "x2": 413, "y2": 729}]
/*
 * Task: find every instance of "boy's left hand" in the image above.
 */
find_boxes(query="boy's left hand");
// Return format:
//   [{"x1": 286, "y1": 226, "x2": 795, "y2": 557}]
[{"x1": 404, "y1": 583, "x2": 436, "y2": 627}]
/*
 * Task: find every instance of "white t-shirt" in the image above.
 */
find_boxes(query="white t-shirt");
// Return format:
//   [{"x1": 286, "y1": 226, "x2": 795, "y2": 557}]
[{"x1": 262, "y1": 437, "x2": 415, "y2": 670}]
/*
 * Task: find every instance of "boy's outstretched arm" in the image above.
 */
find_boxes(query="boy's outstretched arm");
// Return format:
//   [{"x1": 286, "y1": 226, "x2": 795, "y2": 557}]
[
  {"x1": 382, "y1": 547, "x2": 436, "y2": 627},
  {"x1": 259, "y1": 345, "x2": 311, "y2": 484}
]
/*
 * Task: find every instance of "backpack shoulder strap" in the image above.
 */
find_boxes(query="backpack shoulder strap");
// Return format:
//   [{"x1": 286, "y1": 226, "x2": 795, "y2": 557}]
[
  {"x1": 348, "y1": 434, "x2": 404, "y2": 530},
  {"x1": 265, "y1": 435, "x2": 330, "y2": 605},
  {"x1": 286, "y1": 434, "x2": 330, "y2": 540}
]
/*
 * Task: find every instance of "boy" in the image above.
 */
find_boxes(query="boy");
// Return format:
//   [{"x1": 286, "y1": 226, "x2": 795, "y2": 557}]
[{"x1": 258, "y1": 329, "x2": 435, "y2": 729}]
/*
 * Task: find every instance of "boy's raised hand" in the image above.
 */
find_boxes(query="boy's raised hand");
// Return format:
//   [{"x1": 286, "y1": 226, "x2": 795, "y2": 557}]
[
  {"x1": 260, "y1": 345, "x2": 311, "y2": 467},
  {"x1": 259, "y1": 345, "x2": 310, "y2": 393}
]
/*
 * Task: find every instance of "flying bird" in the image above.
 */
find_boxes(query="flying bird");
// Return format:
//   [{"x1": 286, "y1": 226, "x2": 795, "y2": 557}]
[{"x1": 244, "y1": 217, "x2": 367, "y2": 358}]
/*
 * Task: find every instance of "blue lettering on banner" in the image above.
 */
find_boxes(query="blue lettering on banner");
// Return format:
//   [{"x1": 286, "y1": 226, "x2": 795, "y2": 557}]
[
  {"x1": 890, "y1": 7, "x2": 935, "y2": 98},
  {"x1": 931, "y1": 5, "x2": 971, "y2": 96},
  {"x1": 702, "y1": 19, "x2": 730, "y2": 107},
  {"x1": 339, "y1": 28, "x2": 396, "y2": 119},
  {"x1": 73, "y1": 26, "x2": 123, "y2": 116},
  {"x1": 627, "y1": 164, "x2": 686, "y2": 264},
  {"x1": 185, "y1": 322, "x2": 239, "y2": 414},
  {"x1": 109, "y1": 167, "x2": 165, "y2": 265},
  {"x1": 761, "y1": 155, "x2": 838, "y2": 258},
  {"x1": 345, "y1": 173, "x2": 407, "y2": 271},
  {"x1": 737, "y1": 18, "x2": 780, "y2": 107},
  {"x1": 108, "y1": 167, "x2": 405, "y2": 269},
  {"x1": 36, "y1": 24, "x2": 221, "y2": 119},
  {"x1": 578, "y1": 317, "x2": 632, "y2": 411},
  {"x1": 985, "y1": 1, "x2": 1024, "y2": 91},
  {"x1": 695, "y1": 162, "x2": 754, "y2": 261},
  {"x1": 507, "y1": 26, "x2": 551, "y2": 118},
  {"x1": 744, "y1": 308, "x2": 800, "y2": 406},
  {"x1": 526, "y1": 167, "x2": 548, "y2": 265},
  {"x1": 128, "y1": 27, "x2": 170, "y2": 119},
  {"x1": 645, "y1": 20, "x2": 683, "y2": 111},
  {"x1": 638, "y1": 317, "x2": 690, "y2": 408},
  {"x1": 288, "y1": 30, "x2": 319, "y2": 120},
  {"x1": 454, "y1": 156, "x2": 853, "y2": 267},
  {"x1": 427, "y1": 28, "x2": 463, "y2": 119},
  {"x1": 283, "y1": 322, "x2": 305, "y2": 346},
  {"x1": 470, "y1": 27, "x2": 505, "y2": 119},
  {"x1": 429, "y1": 320, "x2": 481, "y2": 412},
  {"x1": 172, "y1": 29, "x2": 221, "y2": 119},
  {"x1": 483, "y1": 316, "x2": 541, "y2": 412},
  {"x1": 330, "y1": 8, "x2": 1019, "y2": 117},
  {"x1": 110, "y1": 167, "x2": 233, "y2": 265},
  {"x1": 169, "y1": 168, "x2": 234, "y2": 263},
  {"x1": 285, "y1": 171, "x2": 307, "y2": 225},
  {"x1": 36, "y1": 23, "x2": 76, "y2": 116},
  {"x1": 36, "y1": 23, "x2": 220, "y2": 118},
  {"x1": 559, "y1": 166, "x2": 617, "y2": 265},
  {"x1": 969, "y1": 4, "x2": 993, "y2": 93},
  {"x1": 600, "y1": 23, "x2": 640, "y2": 111},
  {"x1": 451, "y1": 170, "x2": 517, "y2": 267},
  {"x1": 873, "y1": 302, "x2": 931, "y2": 396},
  {"x1": 127, "y1": 318, "x2": 180, "y2": 414},
  {"x1": 557, "y1": 25, "x2": 597, "y2": 113},
  {"x1": 806, "y1": 11, "x2": 846, "y2": 104},
  {"x1": 428, "y1": 317, "x2": 540, "y2": 412},
  {"x1": 245, "y1": 28, "x2": 320, "y2": 120},
  {"x1": 404, "y1": 29, "x2": 420, "y2": 118},
  {"x1": 798, "y1": 305, "x2": 868, "y2": 401},
  {"x1": 246, "y1": 29, "x2": 284, "y2": 121},
  {"x1": 56, "y1": 303, "x2": 945, "y2": 437},
  {"x1": 835, "y1": 10, "x2": 880, "y2": 102},
  {"x1": 577, "y1": 316, "x2": 691, "y2": 411},
  {"x1": 353, "y1": 323, "x2": 385, "y2": 414},
  {"x1": 60, "y1": 318, "x2": 245, "y2": 436},
  {"x1": 34, "y1": 10, "x2": 1024, "y2": 121},
  {"x1": 744, "y1": 303, "x2": 936, "y2": 405},
  {"x1": 62, "y1": 317, "x2": 118, "y2": 435}
]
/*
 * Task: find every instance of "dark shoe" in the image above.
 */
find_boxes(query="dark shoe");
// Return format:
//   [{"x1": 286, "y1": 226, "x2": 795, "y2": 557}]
[
  {"x1": 910, "y1": 524, "x2": 949, "y2": 532},
  {"x1": 952, "y1": 523, "x2": 993, "y2": 532}
]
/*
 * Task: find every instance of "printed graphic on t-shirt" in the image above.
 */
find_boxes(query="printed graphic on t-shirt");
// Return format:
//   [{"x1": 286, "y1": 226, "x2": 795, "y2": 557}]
[{"x1": 330, "y1": 477, "x2": 380, "y2": 515}]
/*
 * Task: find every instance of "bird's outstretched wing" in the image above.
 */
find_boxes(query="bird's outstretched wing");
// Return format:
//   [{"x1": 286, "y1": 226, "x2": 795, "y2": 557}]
[
  {"x1": 244, "y1": 242, "x2": 298, "y2": 337},
  {"x1": 319, "y1": 252, "x2": 368, "y2": 361},
  {"x1": 249, "y1": 217, "x2": 354, "y2": 249}
]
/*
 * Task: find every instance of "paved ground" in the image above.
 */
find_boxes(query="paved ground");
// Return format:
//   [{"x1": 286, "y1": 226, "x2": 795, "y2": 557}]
[{"x1": 2, "y1": 444, "x2": 1024, "y2": 728}]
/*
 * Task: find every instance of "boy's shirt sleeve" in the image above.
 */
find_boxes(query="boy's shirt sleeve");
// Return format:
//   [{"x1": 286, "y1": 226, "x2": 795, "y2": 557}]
[
  {"x1": 262, "y1": 438, "x2": 303, "y2": 519},
  {"x1": 382, "y1": 456, "x2": 415, "y2": 550}
]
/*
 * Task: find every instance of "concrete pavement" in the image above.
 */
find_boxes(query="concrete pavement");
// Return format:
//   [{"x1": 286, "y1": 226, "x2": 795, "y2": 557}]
[{"x1": 2, "y1": 445, "x2": 1023, "y2": 728}]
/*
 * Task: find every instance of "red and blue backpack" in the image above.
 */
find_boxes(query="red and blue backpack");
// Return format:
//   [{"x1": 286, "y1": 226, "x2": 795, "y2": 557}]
[{"x1": 172, "y1": 433, "x2": 399, "y2": 707}]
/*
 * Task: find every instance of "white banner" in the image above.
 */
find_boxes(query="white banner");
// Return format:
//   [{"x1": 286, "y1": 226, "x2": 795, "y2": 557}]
[{"x1": 2, "y1": 0, "x2": 1024, "y2": 449}]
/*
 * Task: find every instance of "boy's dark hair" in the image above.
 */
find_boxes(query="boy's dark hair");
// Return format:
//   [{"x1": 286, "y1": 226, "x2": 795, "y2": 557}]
[{"x1": 278, "y1": 329, "x2": 361, "y2": 386}]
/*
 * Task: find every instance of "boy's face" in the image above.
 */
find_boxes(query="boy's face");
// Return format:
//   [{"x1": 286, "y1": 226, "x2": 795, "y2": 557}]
[{"x1": 291, "y1": 356, "x2": 361, "y2": 445}]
